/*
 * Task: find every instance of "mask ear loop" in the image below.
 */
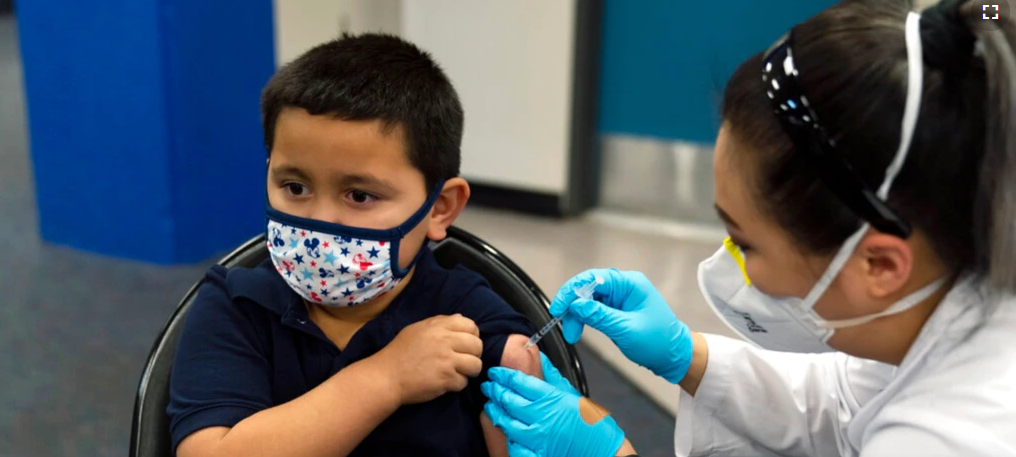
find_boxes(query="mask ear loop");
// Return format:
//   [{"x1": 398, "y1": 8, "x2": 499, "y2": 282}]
[
  {"x1": 820, "y1": 276, "x2": 949, "y2": 328},
  {"x1": 798, "y1": 11, "x2": 926, "y2": 319},
  {"x1": 390, "y1": 180, "x2": 447, "y2": 279}
]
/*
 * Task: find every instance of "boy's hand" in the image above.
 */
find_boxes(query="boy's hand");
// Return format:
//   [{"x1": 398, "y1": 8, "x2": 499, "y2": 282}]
[{"x1": 374, "y1": 313, "x2": 484, "y2": 405}]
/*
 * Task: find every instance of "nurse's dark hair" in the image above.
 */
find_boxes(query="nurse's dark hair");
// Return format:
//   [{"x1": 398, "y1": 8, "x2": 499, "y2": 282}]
[
  {"x1": 721, "y1": 0, "x2": 1016, "y2": 293},
  {"x1": 260, "y1": 33, "x2": 464, "y2": 190}
]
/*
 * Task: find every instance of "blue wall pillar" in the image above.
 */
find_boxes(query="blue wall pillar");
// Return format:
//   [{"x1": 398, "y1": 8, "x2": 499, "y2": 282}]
[{"x1": 16, "y1": 0, "x2": 274, "y2": 264}]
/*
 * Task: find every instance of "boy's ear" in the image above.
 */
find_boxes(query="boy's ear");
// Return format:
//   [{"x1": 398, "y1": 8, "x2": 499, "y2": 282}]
[{"x1": 426, "y1": 178, "x2": 470, "y2": 241}]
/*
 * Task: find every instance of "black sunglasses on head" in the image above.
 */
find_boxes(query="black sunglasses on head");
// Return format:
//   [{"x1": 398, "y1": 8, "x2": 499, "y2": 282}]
[{"x1": 761, "y1": 32, "x2": 912, "y2": 239}]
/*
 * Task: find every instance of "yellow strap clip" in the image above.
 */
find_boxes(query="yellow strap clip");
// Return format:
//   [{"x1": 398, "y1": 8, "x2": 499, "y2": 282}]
[{"x1": 723, "y1": 237, "x2": 752, "y2": 286}]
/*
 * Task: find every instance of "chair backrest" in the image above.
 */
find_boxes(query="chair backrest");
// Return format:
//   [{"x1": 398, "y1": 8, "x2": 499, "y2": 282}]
[{"x1": 129, "y1": 226, "x2": 586, "y2": 457}]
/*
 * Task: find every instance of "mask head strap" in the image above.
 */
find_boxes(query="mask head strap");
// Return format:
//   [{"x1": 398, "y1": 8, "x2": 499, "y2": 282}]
[
  {"x1": 798, "y1": 11, "x2": 928, "y2": 314},
  {"x1": 761, "y1": 28, "x2": 914, "y2": 239}
]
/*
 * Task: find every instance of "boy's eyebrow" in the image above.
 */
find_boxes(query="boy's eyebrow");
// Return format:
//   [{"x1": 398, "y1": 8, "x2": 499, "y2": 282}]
[
  {"x1": 270, "y1": 164, "x2": 312, "y2": 181},
  {"x1": 339, "y1": 174, "x2": 399, "y2": 193},
  {"x1": 270, "y1": 165, "x2": 400, "y2": 193}
]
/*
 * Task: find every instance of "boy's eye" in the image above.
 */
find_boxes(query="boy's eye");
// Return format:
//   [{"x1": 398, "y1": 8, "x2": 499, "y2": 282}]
[
  {"x1": 284, "y1": 183, "x2": 308, "y2": 196},
  {"x1": 348, "y1": 190, "x2": 376, "y2": 204}
]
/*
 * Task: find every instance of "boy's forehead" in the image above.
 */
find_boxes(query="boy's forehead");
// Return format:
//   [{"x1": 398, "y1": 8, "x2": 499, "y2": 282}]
[
  {"x1": 275, "y1": 109, "x2": 409, "y2": 158},
  {"x1": 270, "y1": 109, "x2": 426, "y2": 190}
]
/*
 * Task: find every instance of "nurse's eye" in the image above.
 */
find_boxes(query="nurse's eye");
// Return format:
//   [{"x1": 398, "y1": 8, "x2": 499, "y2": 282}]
[
  {"x1": 731, "y1": 238, "x2": 752, "y2": 253},
  {"x1": 347, "y1": 189, "x2": 379, "y2": 205},
  {"x1": 283, "y1": 182, "x2": 309, "y2": 197}
]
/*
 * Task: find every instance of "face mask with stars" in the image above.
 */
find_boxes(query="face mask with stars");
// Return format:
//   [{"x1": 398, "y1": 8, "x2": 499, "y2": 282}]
[{"x1": 264, "y1": 181, "x2": 444, "y2": 307}]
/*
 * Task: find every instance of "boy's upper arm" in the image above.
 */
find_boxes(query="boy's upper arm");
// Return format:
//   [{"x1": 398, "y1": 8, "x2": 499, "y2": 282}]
[
  {"x1": 454, "y1": 283, "x2": 536, "y2": 374},
  {"x1": 499, "y1": 334, "x2": 543, "y2": 377},
  {"x1": 167, "y1": 266, "x2": 274, "y2": 453},
  {"x1": 462, "y1": 284, "x2": 542, "y2": 457}
]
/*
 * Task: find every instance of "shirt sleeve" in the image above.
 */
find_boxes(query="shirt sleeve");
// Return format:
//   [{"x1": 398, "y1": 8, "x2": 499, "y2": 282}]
[
  {"x1": 451, "y1": 281, "x2": 536, "y2": 415},
  {"x1": 674, "y1": 334, "x2": 893, "y2": 457},
  {"x1": 166, "y1": 266, "x2": 274, "y2": 453}
]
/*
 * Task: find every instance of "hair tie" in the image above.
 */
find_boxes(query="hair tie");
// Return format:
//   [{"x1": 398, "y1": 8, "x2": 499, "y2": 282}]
[{"x1": 920, "y1": 0, "x2": 976, "y2": 69}]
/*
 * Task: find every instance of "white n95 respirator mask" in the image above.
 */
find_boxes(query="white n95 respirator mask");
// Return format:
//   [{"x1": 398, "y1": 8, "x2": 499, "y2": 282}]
[{"x1": 696, "y1": 239, "x2": 947, "y2": 353}]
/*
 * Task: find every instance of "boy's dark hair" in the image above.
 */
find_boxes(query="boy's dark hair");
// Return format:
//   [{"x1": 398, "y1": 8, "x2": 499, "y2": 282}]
[{"x1": 261, "y1": 33, "x2": 464, "y2": 190}]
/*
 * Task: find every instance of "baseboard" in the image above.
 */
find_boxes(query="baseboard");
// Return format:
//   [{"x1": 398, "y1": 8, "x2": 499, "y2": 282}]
[
  {"x1": 468, "y1": 182, "x2": 563, "y2": 218},
  {"x1": 599, "y1": 134, "x2": 719, "y2": 224}
]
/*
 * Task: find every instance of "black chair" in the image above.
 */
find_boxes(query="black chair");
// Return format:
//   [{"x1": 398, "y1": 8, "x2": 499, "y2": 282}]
[{"x1": 130, "y1": 226, "x2": 587, "y2": 457}]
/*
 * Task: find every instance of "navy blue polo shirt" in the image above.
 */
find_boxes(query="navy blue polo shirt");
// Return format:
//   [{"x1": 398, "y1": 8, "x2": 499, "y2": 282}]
[{"x1": 167, "y1": 247, "x2": 534, "y2": 456}]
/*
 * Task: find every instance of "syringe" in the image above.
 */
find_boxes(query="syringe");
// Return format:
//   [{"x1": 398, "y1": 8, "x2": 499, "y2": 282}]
[{"x1": 524, "y1": 274, "x2": 604, "y2": 349}]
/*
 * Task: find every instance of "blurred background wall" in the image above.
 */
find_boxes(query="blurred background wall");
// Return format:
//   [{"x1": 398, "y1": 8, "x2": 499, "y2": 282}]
[
  {"x1": 15, "y1": 0, "x2": 842, "y2": 266},
  {"x1": 596, "y1": 1, "x2": 832, "y2": 225}
]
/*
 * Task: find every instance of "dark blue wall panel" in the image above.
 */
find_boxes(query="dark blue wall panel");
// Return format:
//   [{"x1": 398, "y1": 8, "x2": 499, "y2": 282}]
[
  {"x1": 17, "y1": 0, "x2": 274, "y2": 264},
  {"x1": 597, "y1": 0, "x2": 836, "y2": 144},
  {"x1": 18, "y1": 0, "x2": 175, "y2": 261},
  {"x1": 161, "y1": 0, "x2": 275, "y2": 262}
]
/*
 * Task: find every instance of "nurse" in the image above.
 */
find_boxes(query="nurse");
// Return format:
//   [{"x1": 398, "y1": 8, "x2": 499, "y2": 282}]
[{"x1": 480, "y1": 1, "x2": 1016, "y2": 456}]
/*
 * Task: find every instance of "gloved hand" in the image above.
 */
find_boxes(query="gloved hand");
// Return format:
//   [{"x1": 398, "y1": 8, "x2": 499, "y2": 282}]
[
  {"x1": 482, "y1": 353, "x2": 625, "y2": 457},
  {"x1": 550, "y1": 268, "x2": 693, "y2": 384}
]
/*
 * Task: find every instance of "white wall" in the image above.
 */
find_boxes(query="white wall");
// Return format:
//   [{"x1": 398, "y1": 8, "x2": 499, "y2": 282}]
[
  {"x1": 273, "y1": 0, "x2": 402, "y2": 66},
  {"x1": 402, "y1": 1, "x2": 576, "y2": 194},
  {"x1": 273, "y1": 0, "x2": 577, "y2": 194}
]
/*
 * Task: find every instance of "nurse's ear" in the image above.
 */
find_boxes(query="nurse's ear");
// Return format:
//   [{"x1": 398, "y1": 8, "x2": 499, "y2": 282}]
[
  {"x1": 856, "y1": 232, "x2": 915, "y2": 299},
  {"x1": 426, "y1": 178, "x2": 470, "y2": 241}
]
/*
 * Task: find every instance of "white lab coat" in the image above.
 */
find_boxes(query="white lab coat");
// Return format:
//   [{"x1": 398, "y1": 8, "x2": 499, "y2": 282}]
[{"x1": 674, "y1": 275, "x2": 1016, "y2": 456}]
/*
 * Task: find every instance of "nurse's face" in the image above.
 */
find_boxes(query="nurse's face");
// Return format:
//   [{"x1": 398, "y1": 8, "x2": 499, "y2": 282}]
[
  {"x1": 711, "y1": 123, "x2": 944, "y2": 356},
  {"x1": 715, "y1": 121, "x2": 950, "y2": 363},
  {"x1": 711, "y1": 124, "x2": 841, "y2": 306}
]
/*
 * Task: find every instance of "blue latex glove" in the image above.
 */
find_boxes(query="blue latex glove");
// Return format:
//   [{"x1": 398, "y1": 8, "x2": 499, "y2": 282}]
[
  {"x1": 550, "y1": 268, "x2": 693, "y2": 384},
  {"x1": 482, "y1": 353, "x2": 624, "y2": 457}
]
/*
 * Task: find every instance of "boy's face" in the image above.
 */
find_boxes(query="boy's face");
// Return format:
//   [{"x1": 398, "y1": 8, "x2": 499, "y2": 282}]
[{"x1": 267, "y1": 107, "x2": 466, "y2": 271}]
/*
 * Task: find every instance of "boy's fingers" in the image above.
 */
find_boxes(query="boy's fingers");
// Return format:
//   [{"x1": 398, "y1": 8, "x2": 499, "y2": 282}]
[
  {"x1": 450, "y1": 372, "x2": 469, "y2": 392},
  {"x1": 449, "y1": 332, "x2": 483, "y2": 357},
  {"x1": 444, "y1": 314, "x2": 480, "y2": 336},
  {"x1": 452, "y1": 352, "x2": 483, "y2": 378}
]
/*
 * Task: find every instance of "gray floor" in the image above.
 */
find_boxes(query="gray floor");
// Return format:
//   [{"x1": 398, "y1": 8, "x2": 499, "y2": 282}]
[{"x1": 0, "y1": 15, "x2": 684, "y2": 456}]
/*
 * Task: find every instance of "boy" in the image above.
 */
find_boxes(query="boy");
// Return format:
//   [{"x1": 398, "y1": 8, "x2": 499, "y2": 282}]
[{"x1": 167, "y1": 33, "x2": 542, "y2": 457}]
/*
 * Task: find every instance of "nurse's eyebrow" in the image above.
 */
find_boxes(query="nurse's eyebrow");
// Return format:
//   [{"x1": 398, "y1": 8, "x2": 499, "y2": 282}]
[{"x1": 715, "y1": 204, "x2": 741, "y2": 229}]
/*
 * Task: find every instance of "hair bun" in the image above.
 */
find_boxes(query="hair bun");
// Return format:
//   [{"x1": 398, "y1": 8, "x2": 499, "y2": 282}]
[{"x1": 920, "y1": 0, "x2": 977, "y2": 69}]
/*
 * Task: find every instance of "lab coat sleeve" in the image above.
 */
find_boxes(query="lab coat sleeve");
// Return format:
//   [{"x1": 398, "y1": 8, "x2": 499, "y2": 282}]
[{"x1": 674, "y1": 334, "x2": 891, "y2": 457}]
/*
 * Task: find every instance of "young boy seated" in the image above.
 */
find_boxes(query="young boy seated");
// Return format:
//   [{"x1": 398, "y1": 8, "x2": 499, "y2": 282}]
[{"x1": 167, "y1": 33, "x2": 543, "y2": 457}]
